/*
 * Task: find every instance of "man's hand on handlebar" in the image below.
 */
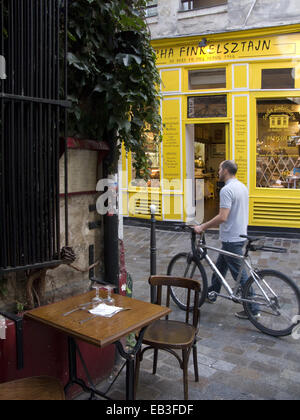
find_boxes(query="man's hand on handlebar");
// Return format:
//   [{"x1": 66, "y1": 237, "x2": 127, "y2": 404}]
[{"x1": 194, "y1": 224, "x2": 206, "y2": 234}]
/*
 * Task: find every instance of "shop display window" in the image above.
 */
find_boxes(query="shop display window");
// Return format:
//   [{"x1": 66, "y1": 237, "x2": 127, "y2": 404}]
[
  {"x1": 188, "y1": 68, "x2": 226, "y2": 90},
  {"x1": 131, "y1": 133, "x2": 160, "y2": 188},
  {"x1": 262, "y1": 68, "x2": 295, "y2": 90},
  {"x1": 256, "y1": 98, "x2": 300, "y2": 189},
  {"x1": 188, "y1": 95, "x2": 227, "y2": 118}
]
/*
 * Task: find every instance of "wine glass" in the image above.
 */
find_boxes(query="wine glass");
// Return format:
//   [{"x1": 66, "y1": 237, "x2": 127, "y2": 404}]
[
  {"x1": 91, "y1": 281, "x2": 103, "y2": 305},
  {"x1": 104, "y1": 285, "x2": 115, "y2": 306}
]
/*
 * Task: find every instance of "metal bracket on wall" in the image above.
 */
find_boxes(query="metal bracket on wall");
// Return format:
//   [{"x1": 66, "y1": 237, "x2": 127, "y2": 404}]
[
  {"x1": 0, "y1": 311, "x2": 24, "y2": 370},
  {"x1": 88, "y1": 221, "x2": 102, "y2": 230},
  {"x1": 88, "y1": 204, "x2": 101, "y2": 230}
]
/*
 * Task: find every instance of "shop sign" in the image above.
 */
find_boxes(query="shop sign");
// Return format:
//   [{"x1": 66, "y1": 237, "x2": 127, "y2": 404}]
[{"x1": 154, "y1": 33, "x2": 300, "y2": 65}]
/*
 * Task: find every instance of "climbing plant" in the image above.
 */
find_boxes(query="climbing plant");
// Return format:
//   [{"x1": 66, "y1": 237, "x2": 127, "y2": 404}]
[{"x1": 67, "y1": 0, "x2": 162, "y2": 177}]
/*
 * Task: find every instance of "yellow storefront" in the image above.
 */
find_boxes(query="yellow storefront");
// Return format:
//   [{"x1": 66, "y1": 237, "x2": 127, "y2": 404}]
[{"x1": 121, "y1": 24, "x2": 300, "y2": 230}]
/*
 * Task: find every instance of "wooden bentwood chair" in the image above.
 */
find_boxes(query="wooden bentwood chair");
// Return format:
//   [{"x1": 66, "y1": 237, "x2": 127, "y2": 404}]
[{"x1": 135, "y1": 275, "x2": 201, "y2": 400}]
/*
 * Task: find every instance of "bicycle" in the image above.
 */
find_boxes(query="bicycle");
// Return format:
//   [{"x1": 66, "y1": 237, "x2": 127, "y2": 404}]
[{"x1": 167, "y1": 226, "x2": 300, "y2": 337}]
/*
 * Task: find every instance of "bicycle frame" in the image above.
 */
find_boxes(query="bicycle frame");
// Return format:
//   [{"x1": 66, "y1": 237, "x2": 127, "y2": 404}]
[{"x1": 197, "y1": 241, "x2": 274, "y2": 307}]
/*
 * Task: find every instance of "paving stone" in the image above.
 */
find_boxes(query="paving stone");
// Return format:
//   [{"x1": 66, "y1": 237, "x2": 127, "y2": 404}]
[
  {"x1": 249, "y1": 360, "x2": 281, "y2": 375},
  {"x1": 211, "y1": 360, "x2": 236, "y2": 372},
  {"x1": 223, "y1": 346, "x2": 245, "y2": 355},
  {"x1": 284, "y1": 351, "x2": 300, "y2": 364},
  {"x1": 232, "y1": 366, "x2": 261, "y2": 381},
  {"x1": 258, "y1": 346, "x2": 284, "y2": 357},
  {"x1": 253, "y1": 337, "x2": 277, "y2": 347},
  {"x1": 280, "y1": 369, "x2": 300, "y2": 383}
]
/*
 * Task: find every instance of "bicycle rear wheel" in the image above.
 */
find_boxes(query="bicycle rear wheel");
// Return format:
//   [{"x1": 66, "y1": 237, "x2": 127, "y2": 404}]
[
  {"x1": 243, "y1": 269, "x2": 300, "y2": 337},
  {"x1": 167, "y1": 252, "x2": 208, "y2": 310}
]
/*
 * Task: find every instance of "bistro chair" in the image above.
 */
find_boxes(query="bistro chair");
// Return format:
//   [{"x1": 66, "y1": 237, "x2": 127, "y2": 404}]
[
  {"x1": 135, "y1": 275, "x2": 201, "y2": 400},
  {"x1": 0, "y1": 376, "x2": 65, "y2": 400}
]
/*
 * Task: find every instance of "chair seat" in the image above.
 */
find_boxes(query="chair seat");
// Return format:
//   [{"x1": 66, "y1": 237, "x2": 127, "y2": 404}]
[
  {"x1": 143, "y1": 319, "x2": 197, "y2": 349},
  {"x1": 0, "y1": 376, "x2": 65, "y2": 400}
]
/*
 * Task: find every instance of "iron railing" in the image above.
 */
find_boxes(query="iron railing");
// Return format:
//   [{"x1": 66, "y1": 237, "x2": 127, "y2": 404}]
[{"x1": 0, "y1": 0, "x2": 69, "y2": 273}]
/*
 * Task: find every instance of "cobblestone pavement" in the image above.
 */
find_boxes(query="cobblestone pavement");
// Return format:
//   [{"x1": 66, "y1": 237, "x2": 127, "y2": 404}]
[
  {"x1": 80, "y1": 226, "x2": 300, "y2": 401},
  {"x1": 119, "y1": 226, "x2": 300, "y2": 401}
]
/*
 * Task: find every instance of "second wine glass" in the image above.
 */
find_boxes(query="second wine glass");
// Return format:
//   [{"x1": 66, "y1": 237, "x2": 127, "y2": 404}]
[
  {"x1": 104, "y1": 285, "x2": 115, "y2": 305},
  {"x1": 91, "y1": 281, "x2": 103, "y2": 305}
]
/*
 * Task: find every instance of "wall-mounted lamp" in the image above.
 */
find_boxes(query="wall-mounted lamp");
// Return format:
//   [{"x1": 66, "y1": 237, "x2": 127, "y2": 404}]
[{"x1": 198, "y1": 38, "x2": 208, "y2": 48}]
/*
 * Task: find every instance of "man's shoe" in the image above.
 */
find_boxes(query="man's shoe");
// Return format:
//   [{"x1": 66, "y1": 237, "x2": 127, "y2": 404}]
[
  {"x1": 235, "y1": 310, "x2": 260, "y2": 320},
  {"x1": 206, "y1": 296, "x2": 216, "y2": 304},
  {"x1": 206, "y1": 291, "x2": 217, "y2": 304}
]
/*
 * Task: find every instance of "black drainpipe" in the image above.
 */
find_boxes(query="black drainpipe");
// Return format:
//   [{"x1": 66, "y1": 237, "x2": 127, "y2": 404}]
[
  {"x1": 103, "y1": 154, "x2": 120, "y2": 293},
  {"x1": 103, "y1": 213, "x2": 119, "y2": 293}
]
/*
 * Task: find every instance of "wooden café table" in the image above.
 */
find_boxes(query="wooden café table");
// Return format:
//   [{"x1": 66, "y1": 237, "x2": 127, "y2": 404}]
[{"x1": 25, "y1": 290, "x2": 171, "y2": 400}]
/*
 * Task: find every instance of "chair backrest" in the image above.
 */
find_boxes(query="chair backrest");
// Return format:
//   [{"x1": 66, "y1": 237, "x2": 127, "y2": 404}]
[{"x1": 148, "y1": 275, "x2": 200, "y2": 328}]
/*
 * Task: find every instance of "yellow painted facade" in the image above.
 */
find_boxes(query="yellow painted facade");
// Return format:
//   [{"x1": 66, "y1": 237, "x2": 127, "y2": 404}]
[{"x1": 122, "y1": 25, "x2": 300, "y2": 229}]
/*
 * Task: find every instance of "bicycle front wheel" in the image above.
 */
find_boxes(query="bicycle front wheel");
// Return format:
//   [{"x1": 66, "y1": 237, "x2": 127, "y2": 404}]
[
  {"x1": 243, "y1": 269, "x2": 300, "y2": 337},
  {"x1": 167, "y1": 253, "x2": 208, "y2": 310}
]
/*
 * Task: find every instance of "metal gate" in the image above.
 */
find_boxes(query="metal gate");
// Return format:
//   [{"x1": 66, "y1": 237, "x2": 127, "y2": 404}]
[{"x1": 0, "y1": 0, "x2": 69, "y2": 273}]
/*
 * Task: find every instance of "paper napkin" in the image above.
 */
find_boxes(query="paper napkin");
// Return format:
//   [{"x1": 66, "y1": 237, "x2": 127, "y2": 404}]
[{"x1": 89, "y1": 303, "x2": 125, "y2": 318}]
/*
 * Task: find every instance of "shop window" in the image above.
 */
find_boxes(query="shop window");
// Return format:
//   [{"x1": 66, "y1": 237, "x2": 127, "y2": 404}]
[
  {"x1": 188, "y1": 68, "x2": 226, "y2": 90},
  {"x1": 131, "y1": 134, "x2": 160, "y2": 187},
  {"x1": 181, "y1": 0, "x2": 227, "y2": 10},
  {"x1": 256, "y1": 98, "x2": 300, "y2": 189},
  {"x1": 262, "y1": 68, "x2": 295, "y2": 89},
  {"x1": 188, "y1": 95, "x2": 227, "y2": 118},
  {"x1": 145, "y1": 0, "x2": 158, "y2": 17}
]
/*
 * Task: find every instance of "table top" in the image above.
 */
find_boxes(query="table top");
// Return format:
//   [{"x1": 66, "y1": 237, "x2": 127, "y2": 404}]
[{"x1": 25, "y1": 291, "x2": 171, "y2": 347}]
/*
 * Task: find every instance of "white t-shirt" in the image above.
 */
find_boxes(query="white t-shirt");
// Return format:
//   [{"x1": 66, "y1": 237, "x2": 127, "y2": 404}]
[{"x1": 219, "y1": 178, "x2": 249, "y2": 242}]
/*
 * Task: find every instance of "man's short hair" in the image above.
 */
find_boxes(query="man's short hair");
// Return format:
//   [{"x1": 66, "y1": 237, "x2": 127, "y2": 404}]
[{"x1": 221, "y1": 160, "x2": 238, "y2": 176}]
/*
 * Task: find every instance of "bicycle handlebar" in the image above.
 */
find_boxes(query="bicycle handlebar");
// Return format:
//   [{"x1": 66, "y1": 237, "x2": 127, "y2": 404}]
[
  {"x1": 174, "y1": 224, "x2": 206, "y2": 257},
  {"x1": 174, "y1": 225, "x2": 287, "y2": 256}
]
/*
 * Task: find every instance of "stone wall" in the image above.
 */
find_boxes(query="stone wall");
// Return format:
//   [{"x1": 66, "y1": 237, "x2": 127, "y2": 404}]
[{"x1": 147, "y1": 0, "x2": 300, "y2": 39}]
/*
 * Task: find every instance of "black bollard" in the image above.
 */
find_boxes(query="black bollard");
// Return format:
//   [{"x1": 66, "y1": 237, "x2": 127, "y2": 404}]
[{"x1": 150, "y1": 205, "x2": 157, "y2": 303}]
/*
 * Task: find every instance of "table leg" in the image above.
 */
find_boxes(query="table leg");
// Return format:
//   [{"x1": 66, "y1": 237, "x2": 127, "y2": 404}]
[
  {"x1": 64, "y1": 336, "x2": 94, "y2": 396},
  {"x1": 65, "y1": 328, "x2": 146, "y2": 400},
  {"x1": 115, "y1": 326, "x2": 146, "y2": 401},
  {"x1": 64, "y1": 336, "x2": 109, "y2": 400}
]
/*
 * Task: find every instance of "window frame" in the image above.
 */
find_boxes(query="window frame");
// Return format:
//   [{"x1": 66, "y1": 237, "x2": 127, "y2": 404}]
[
  {"x1": 180, "y1": 0, "x2": 227, "y2": 11},
  {"x1": 188, "y1": 67, "x2": 227, "y2": 90},
  {"x1": 261, "y1": 68, "x2": 295, "y2": 90},
  {"x1": 251, "y1": 62, "x2": 300, "y2": 90},
  {"x1": 187, "y1": 94, "x2": 228, "y2": 119},
  {"x1": 184, "y1": 65, "x2": 230, "y2": 92},
  {"x1": 145, "y1": 0, "x2": 158, "y2": 17}
]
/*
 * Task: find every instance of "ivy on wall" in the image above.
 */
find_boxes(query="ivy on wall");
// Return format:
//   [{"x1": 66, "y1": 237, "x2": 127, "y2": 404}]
[{"x1": 67, "y1": 0, "x2": 162, "y2": 177}]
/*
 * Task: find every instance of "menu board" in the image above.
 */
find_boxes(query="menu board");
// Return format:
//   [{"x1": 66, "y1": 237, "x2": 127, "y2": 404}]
[
  {"x1": 234, "y1": 96, "x2": 248, "y2": 186},
  {"x1": 162, "y1": 99, "x2": 182, "y2": 190}
]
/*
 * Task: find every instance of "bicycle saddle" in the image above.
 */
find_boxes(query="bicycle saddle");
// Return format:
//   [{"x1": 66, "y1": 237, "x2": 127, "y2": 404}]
[{"x1": 240, "y1": 234, "x2": 262, "y2": 242}]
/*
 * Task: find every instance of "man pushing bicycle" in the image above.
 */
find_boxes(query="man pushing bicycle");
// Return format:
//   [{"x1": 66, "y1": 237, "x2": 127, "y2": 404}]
[{"x1": 194, "y1": 160, "x2": 259, "y2": 319}]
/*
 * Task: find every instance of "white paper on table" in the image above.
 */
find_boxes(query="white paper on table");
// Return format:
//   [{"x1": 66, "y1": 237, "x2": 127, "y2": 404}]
[{"x1": 88, "y1": 303, "x2": 126, "y2": 318}]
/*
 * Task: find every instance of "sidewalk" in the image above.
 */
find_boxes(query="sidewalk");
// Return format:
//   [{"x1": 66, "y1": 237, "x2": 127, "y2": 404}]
[{"x1": 120, "y1": 225, "x2": 300, "y2": 400}]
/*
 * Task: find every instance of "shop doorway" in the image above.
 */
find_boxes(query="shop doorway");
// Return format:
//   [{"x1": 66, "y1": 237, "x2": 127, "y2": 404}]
[{"x1": 194, "y1": 123, "x2": 227, "y2": 222}]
